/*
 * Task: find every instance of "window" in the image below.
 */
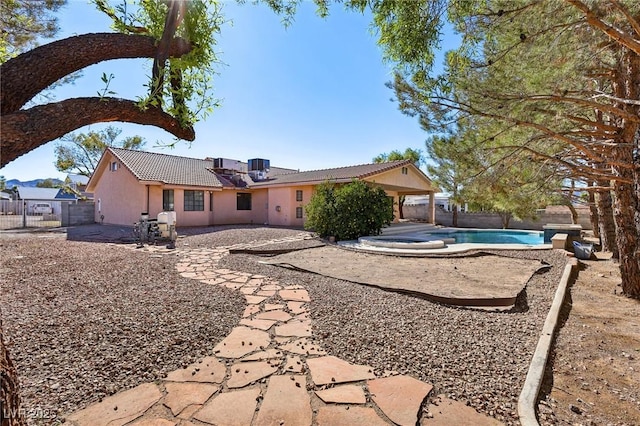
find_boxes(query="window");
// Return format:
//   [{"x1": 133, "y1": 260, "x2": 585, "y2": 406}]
[
  {"x1": 296, "y1": 190, "x2": 303, "y2": 202},
  {"x1": 109, "y1": 161, "x2": 118, "y2": 171},
  {"x1": 163, "y1": 189, "x2": 174, "y2": 211},
  {"x1": 401, "y1": 167, "x2": 408, "y2": 175},
  {"x1": 209, "y1": 192, "x2": 213, "y2": 212},
  {"x1": 184, "y1": 190, "x2": 204, "y2": 211},
  {"x1": 296, "y1": 207, "x2": 303, "y2": 219},
  {"x1": 237, "y1": 193, "x2": 252, "y2": 210}
]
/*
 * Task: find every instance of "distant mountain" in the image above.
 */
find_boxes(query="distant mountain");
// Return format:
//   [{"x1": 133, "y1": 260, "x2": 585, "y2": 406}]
[{"x1": 5, "y1": 178, "x2": 65, "y2": 188}]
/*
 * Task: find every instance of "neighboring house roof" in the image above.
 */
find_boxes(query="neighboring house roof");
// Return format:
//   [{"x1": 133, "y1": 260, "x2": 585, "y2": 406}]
[
  {"x1": 249, "y1": 160, "x2": 417, "y2": 187},
  {"x1": 107, "y1": 148, "x2": 225, "y2": 188},
  {"x1": 16, "y1": 187, "x2": 61, "y2": 200},
  {"x1": 1, "y1": 191, "x2": 13, "y2": 200}
]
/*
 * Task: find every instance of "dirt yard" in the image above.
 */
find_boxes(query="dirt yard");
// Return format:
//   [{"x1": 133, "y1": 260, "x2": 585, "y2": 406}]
[{"x1": 539, "y1": 256, "x2": 640, "y2": 425}]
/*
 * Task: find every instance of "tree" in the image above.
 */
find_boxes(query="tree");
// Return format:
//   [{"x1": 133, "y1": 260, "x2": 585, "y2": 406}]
[
  {"x1": 0, "y1": 0, "x2": 66, "y2": 63},
  {"x1": 0, "y1": 0, "x2": 224, "y2": 167},
  {"x1": 35, "y1": 178, "x2": 59, "y2": 188},
  {"x1": 424, "y1": 134, "x2": 471, "y2": 227},
  {"x1": 391, "y1": 0, "x2": 640, "y2": 298},
  {"x1": 305, "y1": 180, "x2": 394, "y2": 240},
  {"x1": 55, "y1": 126, "x2": 145, "y2": 177},
  {"x1": 0, "y1": 176, "x2": 6, "y2": 191},
  {"x1": 373, "y1": 147, "x2": 422, "y2": 219}
]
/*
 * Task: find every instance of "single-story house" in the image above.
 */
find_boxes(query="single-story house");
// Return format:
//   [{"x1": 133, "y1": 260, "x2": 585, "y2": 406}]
[
  {"x1": 14, "y1": 186, "x2": 77, "y2": 215},
  {"x1": 86, "y1": 148, "x2": 438, "y2": 227}
]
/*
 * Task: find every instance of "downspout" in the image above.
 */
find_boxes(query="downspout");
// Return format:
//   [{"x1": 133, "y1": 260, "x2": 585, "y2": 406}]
[{"x1": 146, "y1": 185, "x2": 150, "y2": 213}]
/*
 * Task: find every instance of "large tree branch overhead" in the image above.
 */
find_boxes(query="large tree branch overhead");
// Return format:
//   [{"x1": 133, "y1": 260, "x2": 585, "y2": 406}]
[
  {"x1": 0, "y1": 33, "x2": 192, "y2": 115},
  {"x1": 1, "y1": 97, "x2": 195, "y2": 167}
]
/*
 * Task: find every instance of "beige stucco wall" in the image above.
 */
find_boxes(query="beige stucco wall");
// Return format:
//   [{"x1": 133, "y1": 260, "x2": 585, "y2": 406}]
[
  {"x1": 93, "y1": 153, "x2": 147, "y2": 225},
  {"x1": 211, "y1": 189, "x2": 269, "y2": 225},
  {"x1": 266, "y1": 185, "x2": 312, "y2": 227}
]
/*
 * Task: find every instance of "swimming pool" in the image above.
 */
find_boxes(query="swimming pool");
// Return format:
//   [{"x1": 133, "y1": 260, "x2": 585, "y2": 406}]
[{"x1": 422, "y1": 229, "x2": 544, "y2": 245}]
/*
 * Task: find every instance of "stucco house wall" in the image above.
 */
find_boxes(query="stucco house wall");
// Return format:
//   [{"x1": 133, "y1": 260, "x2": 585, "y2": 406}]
[
  {"x1": 94, "y1": 154, "x2": 146, "y2": 225},
  {"x1": 265, "y1": 186, "x2": 310, "y2": 227},
  {"x1": 211, "y1": 190, "x2": 268, "y2": 225}
]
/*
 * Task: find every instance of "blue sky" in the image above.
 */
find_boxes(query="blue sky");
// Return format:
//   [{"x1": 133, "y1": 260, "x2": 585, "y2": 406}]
[{"x1": 1, "y1": 0, "x2": 459, "y2": 182}]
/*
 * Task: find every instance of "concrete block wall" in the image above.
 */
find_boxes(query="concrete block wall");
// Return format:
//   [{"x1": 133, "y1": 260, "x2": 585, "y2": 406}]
[
  {"x1": 402, "y1": 205, "x2": 592, "y2": 230},
  {"x1": 62, "y1": 202, "x2": 96, "y2": 226}
]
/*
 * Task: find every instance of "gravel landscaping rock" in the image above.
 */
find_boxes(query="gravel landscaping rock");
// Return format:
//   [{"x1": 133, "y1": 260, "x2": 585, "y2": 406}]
[
  {"x1": 0, "y1": 234, "x2": 245, "y2": 422},
  {"x1": 1, "y1": 225, "x2": 568, "y2": 425}
]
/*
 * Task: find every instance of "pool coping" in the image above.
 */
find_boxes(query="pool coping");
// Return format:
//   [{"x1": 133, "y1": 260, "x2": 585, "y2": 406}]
[{"x1": 340, "y1": 227, "x2": 551, "y2": 255}]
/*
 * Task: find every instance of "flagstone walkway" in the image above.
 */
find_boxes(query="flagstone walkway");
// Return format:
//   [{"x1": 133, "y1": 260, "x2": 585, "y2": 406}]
[{"x1": 66, "y1": 235, "x2": 502, "y2": 425}]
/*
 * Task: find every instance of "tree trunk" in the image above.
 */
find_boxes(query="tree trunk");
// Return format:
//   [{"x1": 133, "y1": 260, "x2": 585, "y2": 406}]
[
  {"x1": 452, "y1": 205, "x2": 458, "y2": 227},
  {"x1": 610, "y1": 50, "x2": 640, "y2": 298},
  {"x1": 595, "y1": 187, "x2": 619, "y2": 258},
  {"x1": 587, "y1": 184, "x2": 600, "y2": 239},
  {"x1": 1, "y1": 320, "x2": 26, "y2": 426},
  {"x1": 566, "y1": 202, "x2": 579, "y2": 225},
  {"x1": 499, "y1": 212, "x2": 511, "y2": 229},
  {"x1": 398, "y1": 196, "x2": 405, "y2": 219}
]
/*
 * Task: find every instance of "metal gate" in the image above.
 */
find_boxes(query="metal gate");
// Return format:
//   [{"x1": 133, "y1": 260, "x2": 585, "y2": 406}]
[{"x1": 0, "y1": 199, "x2": 74, "y2": 230}]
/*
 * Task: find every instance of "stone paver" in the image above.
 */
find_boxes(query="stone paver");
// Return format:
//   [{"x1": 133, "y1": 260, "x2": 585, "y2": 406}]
[
  {"x1": 255, "y1": 309, "x2": 293, "y2": 322},
  {"x1": 239, "y1": 317, "x2": 277, "y2": 331},
  {"x1": 279, "y1": 288, "x2": 311, "y2": 302},
  {"x1": 245, "y1": 295, "x2": 267, "y2": 304},
  {"x1": 213, "y1": 326, "x2": 271, "y2": 358},
  {"x1": 315, "y1": 384, "x2": 367, "y2": 404},
  {"x1": 241, "y1": 348, "x2": 283, "y2": 361},
  {"x1": 194, "y1": 387, "x2": 260, "y2": 426},
  {"x1": 254, "y1": 375, "x2": 312, "y2": 426},
  {"x1": 274, "y1": 319, "x2": 312, "y2": 337},
  {"x1": 287, "y1": 301, "x2": 307, "y2": 314},
  {"x1": 368, "y1": 375, "x2": 434, "y2": 426},
  {"x1": 164, "y1": 357, "x2": 226, "y2": 384},
  {"x1": 66, "y1": 235, "x2": 498, "y2": 426},
  {"x1": 307, "y1": 356, "x2": 375, "y2": 385},
  {"x1": 227, "y1": 361, "x2": 279, "y2": 388},
  {"x1": 284, "y1": 355, "x2": 304, "y2": 373},
  {"x1": 67, "y1": 382, "x2": 162, "y2": 426},
  {"x1": 278, "y1": 338, "x2": 327, "y2": 356},
  {"x1": 163, "y1": 382, "x2": 219, "y2": 416},
  {"x1": 316, "y1": 406, "x2": 389, "y2": 426}
]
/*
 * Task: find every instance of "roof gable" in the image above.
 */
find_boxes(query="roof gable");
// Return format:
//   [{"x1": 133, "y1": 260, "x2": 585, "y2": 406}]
[
  {"x1": 95, "y1": 148, "x2": 225, "y2": 188},
  {"x1": 16, "y1": 187, "x2": 63, "y2": 200}
]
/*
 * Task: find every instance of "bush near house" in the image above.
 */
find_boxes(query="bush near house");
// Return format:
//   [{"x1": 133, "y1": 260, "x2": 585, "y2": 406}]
[{"x1": 305, "y1": 180, "x2": 393, "y2": 241}]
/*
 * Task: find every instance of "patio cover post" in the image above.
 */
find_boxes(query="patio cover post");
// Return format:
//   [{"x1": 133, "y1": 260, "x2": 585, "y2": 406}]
[{"x1": 429, "y1": 192, "x2": 436, "y2": 224}]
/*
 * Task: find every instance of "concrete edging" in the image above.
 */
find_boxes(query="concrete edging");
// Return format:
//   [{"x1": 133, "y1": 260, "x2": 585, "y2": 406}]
[{"x1": 518, "y1": 255, "x2": 578, "y2": 425}]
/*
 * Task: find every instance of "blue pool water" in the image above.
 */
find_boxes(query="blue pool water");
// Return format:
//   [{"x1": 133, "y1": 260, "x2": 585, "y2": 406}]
[{"x1": 424, "y1": 230, "x2": 544, "y2": 245}]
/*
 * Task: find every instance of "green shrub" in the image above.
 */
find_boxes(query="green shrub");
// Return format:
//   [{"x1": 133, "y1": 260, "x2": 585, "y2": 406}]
[{"x1": 304, "y1": 180, "x2": 394, "y2": 240}]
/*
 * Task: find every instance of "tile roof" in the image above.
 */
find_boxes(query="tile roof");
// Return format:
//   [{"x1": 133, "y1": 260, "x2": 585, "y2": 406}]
[
  {"x1": 108, "y1": 148, "x2": 224, "y2": 188},
  {"x1": 101, "y1": 149, "x2": 418, "y2": 190},
  {"x1": 249, "y1": 160, "x2": 414, "y2": 186}
]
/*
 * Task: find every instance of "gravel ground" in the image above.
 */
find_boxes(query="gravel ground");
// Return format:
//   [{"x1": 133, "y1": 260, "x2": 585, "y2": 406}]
[
  {"x1": 218, "y1": 242, "x2": 567, "y2": 425},
  {"x1": 1, "y1": 225, "x2": 566, "y2": 425},
  {"x1": 0, "y1": 231, "x2": 247, "y2": 423}
]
